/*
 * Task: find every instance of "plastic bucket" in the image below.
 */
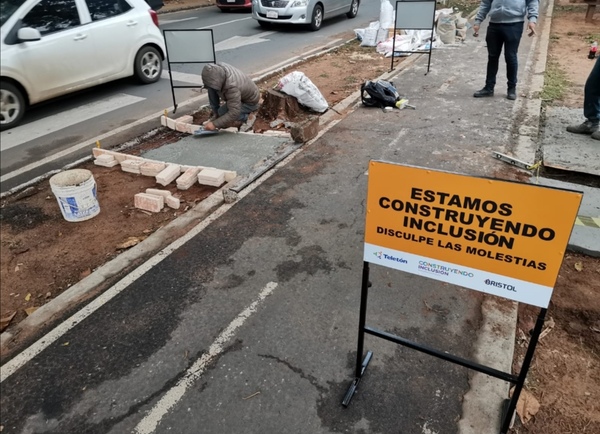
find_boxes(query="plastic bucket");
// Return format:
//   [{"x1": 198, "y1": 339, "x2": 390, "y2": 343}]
[{"x1": 49, "y1": 169, "x2": 100, "y2": 222}]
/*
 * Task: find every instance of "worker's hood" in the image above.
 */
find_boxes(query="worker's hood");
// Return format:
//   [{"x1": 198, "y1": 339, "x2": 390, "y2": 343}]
[{"x1": 201, "y1": 63, "x2": 226, "y2": 91}]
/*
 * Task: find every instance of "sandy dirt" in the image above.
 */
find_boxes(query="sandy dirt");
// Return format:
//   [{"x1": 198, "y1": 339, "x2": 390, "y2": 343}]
[{"x1": 0, "y1": 4, "x2": 599, "y2": 432}]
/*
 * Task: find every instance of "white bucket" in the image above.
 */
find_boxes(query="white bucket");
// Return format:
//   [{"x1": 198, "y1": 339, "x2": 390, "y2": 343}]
[{"x1": 49, "y1": 169, "x2": 100, "y2": 222}]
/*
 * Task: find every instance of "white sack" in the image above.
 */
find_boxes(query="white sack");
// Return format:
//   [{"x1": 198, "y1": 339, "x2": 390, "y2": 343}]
[
  {"x1": 379, "y1": 0, "x2": 394, "y2": 29},
  {"x1": 277, "y1": 71, "x2": 328, "y2": 113}
]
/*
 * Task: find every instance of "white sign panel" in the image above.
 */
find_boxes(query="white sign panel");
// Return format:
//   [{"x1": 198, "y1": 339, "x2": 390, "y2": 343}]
[
  {"x1": 164, "y1": 30, "x2": 215, "y2": 63},
  {"x1": 395, "y1": 1, "x2": 436, "y2": 30}
]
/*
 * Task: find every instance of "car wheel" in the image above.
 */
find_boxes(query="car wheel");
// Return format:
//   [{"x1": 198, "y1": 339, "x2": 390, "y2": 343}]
[
  {"x1": 0, "y1": 81, "x2": 26, "y2": 131},
  {"x1": 134, "y1": 46, "x2": 162, "y2": 84},
  {"x1": 347, "y1": 0, "x2": 359, "y2": 18},
  {"x1": 309, "y1": 4, "x2": 323, "y2": 31}
]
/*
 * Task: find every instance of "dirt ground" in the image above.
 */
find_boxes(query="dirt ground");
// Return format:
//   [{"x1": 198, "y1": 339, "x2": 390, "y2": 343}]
[{"x1": 1, "y1": 3, "x2": 599, "y2": 432}]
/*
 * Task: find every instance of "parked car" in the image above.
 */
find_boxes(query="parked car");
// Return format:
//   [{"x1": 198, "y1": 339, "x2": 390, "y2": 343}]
[
  {"x1": 0, "y1": 0, "x2": 166, "y2": 131},
  {"x1": 216, "y1": 0, "x2": 252, "y2": 12},
  {"x1": 252, "y1": 0, "x2": 359, "y2": 31}
]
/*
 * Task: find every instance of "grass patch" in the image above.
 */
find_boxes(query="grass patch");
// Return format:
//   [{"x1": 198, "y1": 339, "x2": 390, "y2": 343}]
[{"x1": 541, "y1": 59, "x2": 569, "y2": 104}]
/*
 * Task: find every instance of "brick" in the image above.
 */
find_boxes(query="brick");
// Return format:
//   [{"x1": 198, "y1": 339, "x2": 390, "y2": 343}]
[
  {"x1": 198, "y1": 168, "x2": 225, "y2": 187},
  {"x1": 186, "y1": 124, "x2": 201, "y2": 135},
  {"x1": 176, "y1": 167, "x2": 201, "y2": 190},
  {"x1": 160, "y1": 115, "x2": 168, "y2": 127},
  {"x1": 175, "y1": 115, "x2": 193, "y2": 124},
  {"x1": 291, "y1": 116, "x2": 319, "y2": 143},
  {"x1": 145, "y1": 188, "x2": 172, "y2": 198},
  {"x1": 94, "y1": 158, "x2": 119, "y2": 168},
  {"x1": 166, "y1": 117, "x2": 177, "y2": 130},
  {"x1": 134, "y1": 193, "x2": 164, "y2": 213},
  {"x1": 175, "y1": 122, "x2": 189, "y2": 133},
  {"x1": 166, "y1": 195, "x2": 181, "y2": 210},
  {"x1": 156, "y1": 164, "x2": 181, "y2": 186},
  {"x1": 121, "y1": 159, "x2": 145, "y2": 174},
  {"x1": 140, "y1": 162, "x2": 166, "y2": 177}
]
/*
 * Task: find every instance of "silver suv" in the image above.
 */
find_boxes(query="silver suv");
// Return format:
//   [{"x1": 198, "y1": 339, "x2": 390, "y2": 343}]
[{"x1": 252, "y1": 0, "x2": 359, "y2": 31}]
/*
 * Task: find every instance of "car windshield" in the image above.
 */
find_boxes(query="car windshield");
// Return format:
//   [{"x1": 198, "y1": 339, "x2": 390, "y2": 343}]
[{"x1": 1, "y1": 0, "x2": 27, "y2": 27}]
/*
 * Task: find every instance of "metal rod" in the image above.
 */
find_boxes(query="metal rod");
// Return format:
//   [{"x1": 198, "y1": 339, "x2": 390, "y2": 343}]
[
  {"x1": 355, "y1": 262, "x2": 371, "y2": 378},
  {"x1": 500, "y1": 308, "x2": 547, "y2": 434},
  {"x1": 342, "y1": 351, "x2": 373, "y2": 407},
  {"x1": 364, "y1": 326, "x2": 518, "y2": 383}
]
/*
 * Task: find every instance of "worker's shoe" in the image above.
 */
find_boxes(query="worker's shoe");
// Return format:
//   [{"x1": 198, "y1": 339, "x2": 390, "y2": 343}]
[
  {"x1": 592, "y1": 130, "x2": 600, "y2": 141},
  {"x1": 507, "y1": 87, "x2": 517, "y2": 100},
  {"x1": 566, "y1": 120, "x2": 599, "y2": 135},
  {"x1": 473, "y1": 88, "x2": 494, "y2": 98}
]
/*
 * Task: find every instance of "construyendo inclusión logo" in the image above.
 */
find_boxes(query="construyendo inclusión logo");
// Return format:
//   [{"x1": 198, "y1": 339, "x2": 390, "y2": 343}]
[
  {"x1": 418, "y1": 261, "x2": 475, "y2": 278},
  {"x1": 374, "y1": 251, "x2": 407, "y2": 264},
  {"x1": 484, "y1": 279, "x2": 516, "y2": 292}
]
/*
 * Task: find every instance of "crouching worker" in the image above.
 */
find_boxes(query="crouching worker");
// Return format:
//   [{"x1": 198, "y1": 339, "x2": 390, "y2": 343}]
[{"x1": 201, "y1": 63, "x2": 260, "y2": 131}]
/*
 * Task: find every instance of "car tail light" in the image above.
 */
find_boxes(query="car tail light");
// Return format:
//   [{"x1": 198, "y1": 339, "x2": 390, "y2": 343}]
[{"x1": 149, "y1": 9, "x2": 159, "y2": 27}]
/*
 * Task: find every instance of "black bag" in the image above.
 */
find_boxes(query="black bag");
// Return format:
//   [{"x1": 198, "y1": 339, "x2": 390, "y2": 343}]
[{"x1": 361, "y1": 80, "x2": 401, "y2": 108}]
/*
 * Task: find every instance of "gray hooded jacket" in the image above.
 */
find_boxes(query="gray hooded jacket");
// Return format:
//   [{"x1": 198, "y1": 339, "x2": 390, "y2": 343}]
[
  {"x1": 201, "y1": 62, "x2": 260, "y2": 129},
  {"x1": 475, "y1": 0, "x2": 539, "y2": 25}
]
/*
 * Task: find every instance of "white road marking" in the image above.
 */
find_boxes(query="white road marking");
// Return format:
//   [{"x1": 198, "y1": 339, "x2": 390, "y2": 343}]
[
  {"x1": 214, "y1": 31, "x2": 275, "y2": 51},
  {"x1": 134, "y1": 282, "x2": 279, "y2": 434},
  {"x1": 197, "y1": 17, "x2": 252, "y2": 30},
  {"x1": 160, "y1": 70, "x2": 204, "y2": 84},
  {"x1": 0, "y1": 171, "x2": 276, "y2": 383},
  {"x1": 159, "y1": 16, "x2": 198, "y2": 25},
  {"x1": 0, "y1": 94, "x2": 145, "y2": 152}
]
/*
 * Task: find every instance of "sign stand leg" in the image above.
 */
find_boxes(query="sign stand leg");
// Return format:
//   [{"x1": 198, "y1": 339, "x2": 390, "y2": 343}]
[
  {"x1": 342, "y1": 262, "x2": 373, "y2": 407},
  {"x1": 499, "y1": 307, "x2": 547, "y2": 434}
]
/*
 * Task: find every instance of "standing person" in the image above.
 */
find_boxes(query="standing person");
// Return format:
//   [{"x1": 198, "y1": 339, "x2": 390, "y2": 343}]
[
  {"x1": 201, "y1": 63, "x2": 260, "y2": 130},
  {"x1": 472, "y1": 0, "x2": 539, "y2": 100},
  {"x1": 566, "y1": 58, "x2": 600, "y2": 141}
]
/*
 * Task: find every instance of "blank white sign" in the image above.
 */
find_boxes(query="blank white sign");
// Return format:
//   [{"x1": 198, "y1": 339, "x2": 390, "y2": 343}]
[
  {"x1": 164, "y1": 30, "x2": 215, "y2": 63},
  {"x1": 395, "y1": 1, "x2": 436, "y2": 30}
]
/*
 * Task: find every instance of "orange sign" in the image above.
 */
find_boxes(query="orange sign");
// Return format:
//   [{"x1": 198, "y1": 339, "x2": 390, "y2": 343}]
[{"x1": 364, "y1": 161, "x2": 582, "y2": 306}]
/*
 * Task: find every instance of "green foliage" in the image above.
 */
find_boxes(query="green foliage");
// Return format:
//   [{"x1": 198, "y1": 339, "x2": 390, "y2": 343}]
[{"x1": 541, "y1": 60, "x2": 569, "y2": 105}]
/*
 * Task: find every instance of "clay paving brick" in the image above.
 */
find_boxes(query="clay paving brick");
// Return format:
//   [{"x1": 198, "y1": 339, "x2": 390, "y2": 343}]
[
  {"x1": 94, "y1": 155, "x2": 119, "y2": 167},
  {"x1": 198, "y1": 168, "x2": 225, "y2": 187},
  {"x1": 176, "y1": 167, "x2": 201, "y2": 190},
  {"x1": 140, "y1": 162, "x2": 166, "y2": 177},
  {"x1": 121, "y1": 159, "x2": 145, "y2": 174},
  {"x1": 166, "y1": 195, "x2": 181, "y2": 210},
  {"x1": 145, "y1": 188, "x2": 172, "y2": 198},
  {"x1": 134, "y1": 193, "x2": 164, "y2": 213},
  {"x1": 156, "y1": 164, "x2": 181, "y2": 186}
]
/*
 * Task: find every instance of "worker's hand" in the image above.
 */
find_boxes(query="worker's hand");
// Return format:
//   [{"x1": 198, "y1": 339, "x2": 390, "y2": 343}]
[
  {"x1": 204, "y1": 121, "x2": 217, "y2": 131},
  {"x1": 473, "y1": 24, "x2": 480, "y2": 37},
  {"x1": 527, "y1": 22, "x2": 536, "y2": 37}
]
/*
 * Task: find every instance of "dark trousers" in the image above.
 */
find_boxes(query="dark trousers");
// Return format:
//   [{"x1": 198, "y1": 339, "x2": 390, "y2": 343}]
[
  {"x1": 584, "y1": 57, "x2": 600, "y2": 123},
  {"x1": 485, "y1": 22, "x2": 524, "y2": 90},
  {"x1": 207, "y1": 88, "x2": 259, "y2": 122}
]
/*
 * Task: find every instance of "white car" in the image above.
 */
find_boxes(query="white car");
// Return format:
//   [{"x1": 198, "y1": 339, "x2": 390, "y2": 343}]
[
  {"x1": 0, "y1": 0, "x2": 166, "y2": 130},
  {"x1": 252, "y1": 0, "x2": 359, "y2": 31}
]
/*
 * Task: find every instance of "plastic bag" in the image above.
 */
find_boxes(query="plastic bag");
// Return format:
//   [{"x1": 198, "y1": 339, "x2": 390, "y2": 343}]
[
  {"x1": 379, "y1": 0, "x2": 394, "y2": 29},
  {"x1": 360, "y1": 21, "x2": 380, "y2": 46},
  {"x1": 276, "y1": 71, "x2": 328, "y2": 113},
  {"x1": 437, "y1": 13, "x2": 456, "y2": 44}
]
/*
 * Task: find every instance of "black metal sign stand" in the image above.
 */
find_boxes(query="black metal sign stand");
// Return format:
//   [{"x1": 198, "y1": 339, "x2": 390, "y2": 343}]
[
  {"x1": 390, "y1": 0, "x2": 436, "y2": 74},
  {"x1": 163, "y1": 29, "x2": 216, "y2": 114},
  {"x1": 342, "y1": 261, "x2": 547, "y2": 434}
]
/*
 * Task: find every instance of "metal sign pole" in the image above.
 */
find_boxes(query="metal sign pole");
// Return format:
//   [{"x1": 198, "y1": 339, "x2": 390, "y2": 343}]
[
  {"x1": 500, "y1": 307, "x2": 547, "y2": 433},
  {"x1": 342, "y1": 262, "x2": 373, "y2": 407}
]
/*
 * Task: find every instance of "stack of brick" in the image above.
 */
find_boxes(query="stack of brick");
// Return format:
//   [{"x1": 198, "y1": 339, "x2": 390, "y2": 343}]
[
  {"x1": 94, "y1": 154, "x2": 119, "y2": 167},
  {"x1": 121, "y1": 159, "x2": 145, "y2": 174},
  {"x1": 140, "y1": 162, "x2": 166, "y2": 177},
  {"x1": 156, "y1": 164, "x2": 181, "y2": 186},
  {"x1": 198, "y1": 168, "x2": 225, "y2": 187},
  {"x1": 134, "y1": 188, "x2": 181, "y2": 212},
  {"x1": 176, "y1": 167, "x2": 201, "y2": 190},
  {"x1": 161, "y1": 114, "x2": 202, "y2": 135}
]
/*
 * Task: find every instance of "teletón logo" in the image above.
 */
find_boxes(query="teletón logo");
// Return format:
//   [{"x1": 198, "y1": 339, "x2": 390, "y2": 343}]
[{"x1": 374, "y1": 251, "x2": 408, "y2": 264}]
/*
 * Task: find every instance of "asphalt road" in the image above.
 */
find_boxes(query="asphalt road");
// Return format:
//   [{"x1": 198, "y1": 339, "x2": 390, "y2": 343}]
[{"x1": 0, "y1": 1, "x2": 380, "y2": 193}]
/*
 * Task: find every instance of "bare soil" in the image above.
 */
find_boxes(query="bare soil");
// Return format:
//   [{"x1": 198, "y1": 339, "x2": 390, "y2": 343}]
[{"x1": 0, "y1": 4, "x2": 598, "y2": 433}]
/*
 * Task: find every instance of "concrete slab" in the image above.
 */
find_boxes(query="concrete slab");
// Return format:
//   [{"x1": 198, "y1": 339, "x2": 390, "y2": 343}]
[
  {"x1": 541, "y1": 107, "x2": 600, "y2": 176},
  {"x1": 141, "y1": 131, "x2": 294, "y2": 176},
  {"x1": 534, "y1": 177, "x2": 600, "y2": 257}
]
